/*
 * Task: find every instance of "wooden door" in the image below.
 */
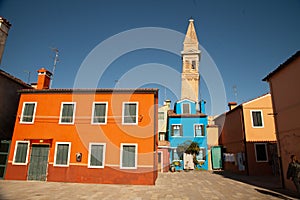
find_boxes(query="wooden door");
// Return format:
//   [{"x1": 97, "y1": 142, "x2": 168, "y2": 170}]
[{"x1": 28, "y1": 145, "x2": 49, "y2": 181}]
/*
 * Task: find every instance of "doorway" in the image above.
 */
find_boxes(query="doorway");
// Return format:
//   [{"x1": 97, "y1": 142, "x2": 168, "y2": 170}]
[
  {"x1": 27, "y1": 144, "x2": 50, "y2": 181},
  {"x1": 158, "y1": 151, "x2": 163, "y2": 172}
]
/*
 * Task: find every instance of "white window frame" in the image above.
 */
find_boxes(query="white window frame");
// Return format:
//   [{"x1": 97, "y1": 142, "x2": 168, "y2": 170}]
[
  {"x1": 171, "y1": 148, "x2": 181, "y2": 161},
  {"x1": 182, "y1": 103, "x2": 191, "y2": 114},
  {"x1": 171, "y1": 124, "x2": 183, "y2": 137},
  {"x1": 197, "y1": 147, "x2": 206, "y2": 162},
  {"x1": 59, "y1": 102, "x2": 76, "y2": 124},
  {"x1": 120, "y1": 143, "x2": 138, "y2": 169},
  {"x1": 20, "y1": 102, "x2": 37, "y2": 124},
  {"x1": 54, "y1": 142, "x2": 71, "y2": 167},
  {"x1": 159, "y1": 132, "x2": 165, "y2": 141},
  {"x1": 88, "y1": 143, "x2": 106, "y2": 168},
  {"x1": 194, "y1": 124, "x2": 205, "y2": 137},
  {"x1": 158, "y1": 112, "x2": 164, "y2": 120},
  {"x1": 12, "y1": 140, "x2": 30, "y2": 165},
  {"x1": 91, "y1": 102, "x2": 108, "y2": 125},
  {"x1": 122, "y1": 102, "x2": 139, "y2": 125},
  {"x1": 250, "y1": 110, "x2": 264, "y2": 128},
  {"x1": 254, "y1": 143, "x2": 268, "y2": 162}
]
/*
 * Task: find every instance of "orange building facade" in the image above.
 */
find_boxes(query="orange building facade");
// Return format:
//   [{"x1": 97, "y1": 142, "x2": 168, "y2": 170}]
[
  {"x1": 215, "y1": 94, "x2": 278, "y2": 176},
  {"x1": 263, "y1": 51, "x2": 300, "y2": 191},
  {"x1": 5, "y1": 69, "x2": 159, "y2": 185}
]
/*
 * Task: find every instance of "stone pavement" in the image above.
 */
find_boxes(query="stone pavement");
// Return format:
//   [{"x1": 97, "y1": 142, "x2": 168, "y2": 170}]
[{"x1": 0, "y1": 171, "x2": 299, "y2": 200}]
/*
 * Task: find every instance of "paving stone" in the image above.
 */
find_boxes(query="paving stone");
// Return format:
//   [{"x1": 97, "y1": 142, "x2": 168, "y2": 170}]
[{"x1": 0, "y1": 171, "x2": 299, "y2": 199}]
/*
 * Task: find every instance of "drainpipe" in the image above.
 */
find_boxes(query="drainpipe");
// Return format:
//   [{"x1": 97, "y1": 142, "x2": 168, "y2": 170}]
[{"x1": 240, "y1": 106, "x2": 249, "y2": 176}]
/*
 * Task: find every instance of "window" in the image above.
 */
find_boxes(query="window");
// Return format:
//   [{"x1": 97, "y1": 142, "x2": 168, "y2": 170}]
[
  {"x1": 255, "y1": 143, "x2": 268, "y2": 162},
  {"x1": 191, "y1": 60, "x2": 196, "y2": 69},
  {"x1": 12, "y1": 141, "x2": 30, "y2": 165},
  {"x1": 54, "y1": 142, "x2": 71, "y2": 166},
  {"x1": 172, "y1": 149, "x2": 180, "y2": 161},
  {"x1": 158, "y1": 112, "x2": 164, "y2": 120},
  {"x1": 251, "y1": 110, "x2": 264, "y2": 127},
  {"x1": 171, "y1": 125, "x2": 182, "y2": 137},
  {"x1": 120, "y1": 144, "x2": 137, "y2": 169},
  {"x1": 20, "y1": 102, "x2": 37, "y2": 123},
  {"x1": 196, "y1": 148, "x2": 206, "y2": 161},
  {"x1": 194, "y1": 124, "x2": 205, "y2": 137},
  {"x1": 59, "y1": 103, "x2": 76, "y2": 124},
  {"x1": 159, "y1": 132, "x2": 165, "y2": 141},
  {"x1": 122, "y1": 102, "x2": 138, "y2": 125},
  {"x1": 182, "y1": 103, "x2": 190, "y2": 114},
  {"x1": 92, "y1": 102, "x2": 107, "y2": 124},
  {"x1": 88, "y1": 143, "x2": 106, "y2": 168}
]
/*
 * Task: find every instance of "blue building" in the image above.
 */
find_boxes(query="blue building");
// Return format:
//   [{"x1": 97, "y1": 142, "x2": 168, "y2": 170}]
[
  {"x1": 168, "y1": 99, "x2": 208, "y2": 170},
  {"x1": 163, "y1": 19, "x2": 208, "y2": 171}
]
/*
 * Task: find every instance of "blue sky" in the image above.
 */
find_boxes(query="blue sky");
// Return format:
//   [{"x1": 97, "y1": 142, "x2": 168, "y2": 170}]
[{"x1": 1, "y1": 0, "x2": 300, "y2": 115}]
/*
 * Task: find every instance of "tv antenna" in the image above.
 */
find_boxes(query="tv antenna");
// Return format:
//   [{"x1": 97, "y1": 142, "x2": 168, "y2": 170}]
[
  {"x1": 24, "y1": 70, "x2": 31, "y2": 84},
  {"x1": 50, "y1": 48, "x2": 59, "y2": 88},
  {"x1": 114, "y1": 80, "x2": 119, "y2": 88},
  {"x1": 232, "y1": 85, "x2": 238, "y2": 103}
]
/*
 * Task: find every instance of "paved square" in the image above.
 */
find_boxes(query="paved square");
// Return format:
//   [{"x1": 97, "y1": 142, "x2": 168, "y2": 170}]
[{"x1": 0, "y1": 171, "x2": 298, "y2": 199}]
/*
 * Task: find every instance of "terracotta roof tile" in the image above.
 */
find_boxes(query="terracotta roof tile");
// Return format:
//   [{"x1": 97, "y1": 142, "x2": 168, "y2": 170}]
[
  {"x1": 19, "y1": 88, "x2": 159, "y2": 94},
  {"x1": 167, "y1": 110, "x2": 206, "y2": 117}
]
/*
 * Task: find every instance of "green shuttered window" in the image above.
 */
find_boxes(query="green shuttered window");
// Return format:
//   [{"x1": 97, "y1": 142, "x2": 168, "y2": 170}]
[
  {"x1": 123, "y1": 103, "x2": 138, "y2": 124},
  {"x1": 92, "y1": 103, "x2": 107, "y2": 124},
  {"x1": 60, "y1": 103, "x2": 75, "y2": 124},
  {"x1": 13, "y1": 141, "x2": 29, "y2": 165},
  {"x1": 21, "y1": 102, "x2": 36, "y2": 123},
  {"x1": 89, "y1": 143, "x2": 105, "y2": 168},
  {"x1": 121, "y1": 144, "x2": 137, "y2": 169},
  {"x1": 54, "y1": 143, "x2": 70, "y2": 166}
]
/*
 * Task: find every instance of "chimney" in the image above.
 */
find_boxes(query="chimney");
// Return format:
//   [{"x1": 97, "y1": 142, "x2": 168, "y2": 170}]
[
  {"x1": 164, "y1": 99, "x2": 171, "y2": 109},
  {"x1": 0, "y1": 17, "x2": 11, "y2": 65},
  {"x1": 37, "y1": 68, "x2": 52, "y2": 89},
  {"x1": 199, "y1": 100, "x2": 206, "y2": 114},
  {"x1": 228, "y1": 102, "x2": 237, "y2": 111}
]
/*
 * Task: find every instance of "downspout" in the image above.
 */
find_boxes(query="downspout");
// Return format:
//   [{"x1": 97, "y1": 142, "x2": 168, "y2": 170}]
[
  {"x1": 269, "y1": 81, "x2": 285, "y2": 189},
  {"x1": 153, "y1": 93, "x2": 158, "y2": 182},
  {"x1": 240, "y1": 106, "x2": 249, "y2": 176}
]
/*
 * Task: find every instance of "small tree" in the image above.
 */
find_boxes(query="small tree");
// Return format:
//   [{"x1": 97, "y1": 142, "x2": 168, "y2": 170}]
[
  {"x1": 176, "y1": 140, "x2": 191, "y2": 160},
  {"x1": 177, "y1": 140, "x2": 200, "y2": 166}
]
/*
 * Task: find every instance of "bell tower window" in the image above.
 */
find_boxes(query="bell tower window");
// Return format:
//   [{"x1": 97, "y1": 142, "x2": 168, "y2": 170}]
[{"x1": 192, "y1": 60, "x2": 196, "y2": 69}]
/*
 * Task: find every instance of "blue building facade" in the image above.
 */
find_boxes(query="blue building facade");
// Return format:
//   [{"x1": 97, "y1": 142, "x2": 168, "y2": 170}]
[{"x1": 168, "y1": 99, "x2": 208, "y2": 171}]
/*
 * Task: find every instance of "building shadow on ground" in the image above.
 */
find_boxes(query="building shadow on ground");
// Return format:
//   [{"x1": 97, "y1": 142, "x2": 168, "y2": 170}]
[{"x1": 212, "y1": 170, "x2": 299, "y2": 200}]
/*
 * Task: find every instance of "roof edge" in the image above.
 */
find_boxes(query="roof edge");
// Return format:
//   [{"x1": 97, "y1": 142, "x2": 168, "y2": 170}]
[
  {"x1": 19, "y1": 88, "x2": 159, "y2": 94},
  {"x1": 0, "y1": 69, "x2": 32, "y2": 88},
  {"x1": 263, "y1": 50, "x2": 300, "y2": 81}
]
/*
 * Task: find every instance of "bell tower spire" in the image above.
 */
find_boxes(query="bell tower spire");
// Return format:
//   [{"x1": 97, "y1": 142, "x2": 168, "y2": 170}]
[{"x1": 181, "y1": 18, "x2": 201, "y2": 102}]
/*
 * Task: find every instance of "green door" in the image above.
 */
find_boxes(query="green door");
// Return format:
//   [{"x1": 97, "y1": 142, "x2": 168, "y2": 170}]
[
  {"x1": 211, "y1": 146, "x2": 222, "y2": 170},
  {"x1": 28, "y1": 145, "x2": 49, "y2": 181}
]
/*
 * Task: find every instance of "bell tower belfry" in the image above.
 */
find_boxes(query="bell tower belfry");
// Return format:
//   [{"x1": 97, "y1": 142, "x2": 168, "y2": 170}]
[{"x1": 181, "y1": 18, "x2": 201, "y2": 102}]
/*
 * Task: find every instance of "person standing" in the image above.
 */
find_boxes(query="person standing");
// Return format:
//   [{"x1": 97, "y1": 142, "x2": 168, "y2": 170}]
[{"x1": 287, "y1": 155, "x2": 300, "y2": 193}]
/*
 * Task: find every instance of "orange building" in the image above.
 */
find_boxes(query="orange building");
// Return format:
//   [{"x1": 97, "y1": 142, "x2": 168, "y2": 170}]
[
  {"x1": 5, "y1": 68, "x2": 159, "y2": 185},
  {"x1": 215, "y1": 94, "x2": 278, "y2": 176},
  {"x1": 263, "y1": 51, "x2": 300, "y2": 191}
]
